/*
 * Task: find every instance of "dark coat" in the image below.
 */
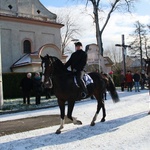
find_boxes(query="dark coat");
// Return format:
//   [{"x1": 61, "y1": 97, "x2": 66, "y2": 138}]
[
  {"x1": 65, "y1": 49, "x2": 87, "y2": 71},
  {"x1": 120, "y1": 74, "x2": 125, "y2": 83},
  {"x1": 20, "y1": 77, "x2": 33, "y2": 92},
  {"x1": 133, "y1": 73, "x2": 140, "y2": 82},
  {"x1": 33, "y1": 77, "x2": 43, "y2": 93}
]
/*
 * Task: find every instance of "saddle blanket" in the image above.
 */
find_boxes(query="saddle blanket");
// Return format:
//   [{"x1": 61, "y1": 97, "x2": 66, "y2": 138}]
[
  {"x1": 74, "y1": 73, "x2": 93, "y2": 87},
  {"x1": 83, "y1": 74, "x2": 94, "y2": 85}
]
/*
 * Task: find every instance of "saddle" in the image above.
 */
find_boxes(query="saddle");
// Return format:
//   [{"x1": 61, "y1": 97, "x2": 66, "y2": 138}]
[{"x1": 74, "y1": 73, "x2": 93, "y2": 87}]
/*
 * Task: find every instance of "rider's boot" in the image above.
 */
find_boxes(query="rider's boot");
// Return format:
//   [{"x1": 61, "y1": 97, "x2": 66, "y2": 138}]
[{"x1": 79, "y1": 79, "x2": 88, "y2": 98}]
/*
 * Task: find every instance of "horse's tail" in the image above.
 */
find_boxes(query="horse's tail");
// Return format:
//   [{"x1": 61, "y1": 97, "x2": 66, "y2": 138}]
[{"x1": 107, "y1": 75, "x2": 120, "y2": 103}]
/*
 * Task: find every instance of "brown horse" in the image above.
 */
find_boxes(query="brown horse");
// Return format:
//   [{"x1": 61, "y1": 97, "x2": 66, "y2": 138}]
[{"x1": 41, "y1": 55, "x2": 120, "y2": 134}]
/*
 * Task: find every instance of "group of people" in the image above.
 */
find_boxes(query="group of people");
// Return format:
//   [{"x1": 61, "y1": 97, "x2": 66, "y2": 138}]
[
  {"x1": 20, "y1": 72, "x2": 51, "y2": 105},
  {"x1": 120, "y1": 70, "x2": 148, "y2": 92}
]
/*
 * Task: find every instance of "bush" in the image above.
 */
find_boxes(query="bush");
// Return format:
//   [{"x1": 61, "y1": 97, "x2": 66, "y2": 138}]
[
  {"x1": 2, "y1": 73, "x2": 54, "y2": 99},
  {"x1": 2, "y1": 72, "x2": 121, "y2": 99},
  {"x1": 2, "y1": 73, "x2": 26, "y2": 99},
  {"x1": 112, "y1": 74, "x2": 121, "y2": 87}
]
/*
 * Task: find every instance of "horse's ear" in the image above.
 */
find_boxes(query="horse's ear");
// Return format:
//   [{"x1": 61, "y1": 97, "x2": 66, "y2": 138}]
[{"x1": 40, "y1": 55, "x2": 44, "y2": 60}]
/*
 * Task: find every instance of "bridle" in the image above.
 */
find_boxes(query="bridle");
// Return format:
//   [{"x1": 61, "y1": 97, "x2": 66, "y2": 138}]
[
  {"x1": 41, "y1": 55, "x2": 71, "y2": 87},
  {"x1": 41, "y1": 55, "x2": 54, "y2": 88}
]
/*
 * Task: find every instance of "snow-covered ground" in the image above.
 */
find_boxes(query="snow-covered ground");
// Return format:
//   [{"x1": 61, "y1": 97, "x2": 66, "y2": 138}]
[{"x1": 0, "y1": 90, "x2": 150, "y2": 150}]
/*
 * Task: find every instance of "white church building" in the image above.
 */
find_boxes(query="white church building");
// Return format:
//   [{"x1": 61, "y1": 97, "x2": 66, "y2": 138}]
[{"x1": 0, "y1": 0, "x2": 64, "y2": 73}]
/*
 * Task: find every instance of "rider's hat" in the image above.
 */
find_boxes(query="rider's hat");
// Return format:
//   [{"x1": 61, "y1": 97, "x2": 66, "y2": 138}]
[{"x1": 74, "y1": 42, "x2": 82, "y2": 46}]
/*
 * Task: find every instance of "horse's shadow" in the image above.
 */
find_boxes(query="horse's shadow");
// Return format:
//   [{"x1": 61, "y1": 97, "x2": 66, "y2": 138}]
[{"x1": 0, "y1": 111, "x2": 148, "y2": 149}]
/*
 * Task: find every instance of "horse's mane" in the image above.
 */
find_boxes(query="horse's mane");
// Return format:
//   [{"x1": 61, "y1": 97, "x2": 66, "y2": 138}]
[{"x1": 50, "y1": 56, "x2": 69, "y2": 74}]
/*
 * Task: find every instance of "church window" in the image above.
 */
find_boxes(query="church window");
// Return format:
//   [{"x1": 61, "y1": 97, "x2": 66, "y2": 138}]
[
  {"x1": 23, "y1": 40, "x2": 31, "y2": 54},
  {"x1": 37, "y1": 10, "x2": 41, "y2": 14},
  {"x1": 8, "y1": 5, "x2": 13, "y2": 10}
]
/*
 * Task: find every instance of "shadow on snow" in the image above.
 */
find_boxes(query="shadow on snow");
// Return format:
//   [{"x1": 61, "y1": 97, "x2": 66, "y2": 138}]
[{"x1": 0, "y1": 111, "x2": 148, "y2": 149}]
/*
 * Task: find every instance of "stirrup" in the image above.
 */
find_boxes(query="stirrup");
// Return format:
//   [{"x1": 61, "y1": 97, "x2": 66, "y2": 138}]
[{"x1": 81, "y1": 92, "x2": 87, "y2": 98}]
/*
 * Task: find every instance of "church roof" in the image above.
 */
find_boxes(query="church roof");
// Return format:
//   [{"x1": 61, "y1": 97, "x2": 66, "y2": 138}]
[
  {"x1": 0, "y1": 0, "x2": 57, "y2": 23},
  {"x1": 10, "y1": 51, "x2": 40, "y2": 69}
]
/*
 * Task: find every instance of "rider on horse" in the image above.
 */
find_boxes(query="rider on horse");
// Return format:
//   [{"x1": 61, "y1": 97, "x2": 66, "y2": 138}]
[{"x1": 65, "y1": 42, "x2": 88, "y2": 98}]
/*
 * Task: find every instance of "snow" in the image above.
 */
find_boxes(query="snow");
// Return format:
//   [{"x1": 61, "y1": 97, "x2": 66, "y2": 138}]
[{"x1": 0, "y1": 90, "x2": 150, "y2": 150}]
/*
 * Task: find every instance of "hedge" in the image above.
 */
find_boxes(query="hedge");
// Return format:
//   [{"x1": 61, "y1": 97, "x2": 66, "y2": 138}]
[
  {"x1": 2, "y1": 73, "x2": 121, "y2": 99},
  {"x1": 112, "y1": 74, "x2": 121, "y2": 87},
  {"x1": 2, "y1": 73, "x2": 27, "y2": 99}
]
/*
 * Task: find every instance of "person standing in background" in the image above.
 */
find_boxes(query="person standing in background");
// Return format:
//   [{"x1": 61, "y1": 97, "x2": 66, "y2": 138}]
[
  {"x1": 133, "y1": 71, "x2": 141, "y2": 92},
  {"x1": 125, "y1": 70, "x2": 133, "y2": 92},
  {"x1": 140, "y1": 70, "x2": 146, "y2": 90},
  {"x1": 20, "y1": 72, "x2": 33, "y2": 105},
  {"x1": 120, "y1": 70, "x2": 126, "y2": 91},
  {"x1": 33, "y1": 72, "x2": 42, "y2": 105}
]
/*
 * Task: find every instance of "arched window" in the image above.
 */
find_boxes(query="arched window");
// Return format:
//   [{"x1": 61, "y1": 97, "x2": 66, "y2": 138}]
[{"x1": 23, "y1": 40, "x2": 31, "y2": 53}]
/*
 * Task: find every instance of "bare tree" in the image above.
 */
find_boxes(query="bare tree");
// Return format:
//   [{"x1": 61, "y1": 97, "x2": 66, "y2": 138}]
[
  {"x1": 56, "y1": 9, "x2": 81, "y2": 54},
  {"x1": 72, "y1": 0, "x2": 136, "y2": 56},
  {"x1": 143, "y1": 36, "x2": 150, "y2": 59},
  {"x1": 104, "y1": 45, "x2": 122, "y2": 73},
  {"x1": 129, "y1": 21, "x2": 149, "y2": 69},
  {"x1": 146, "y1": 24, "x2": 150, "y2": 58}
]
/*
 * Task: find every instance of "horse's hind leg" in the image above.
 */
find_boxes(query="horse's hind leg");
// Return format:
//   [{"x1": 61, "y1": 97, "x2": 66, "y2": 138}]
[
  {"x1": 91, "y1": 94, "x2": 106, "y2": 126},
  {"x1": 100, "y1": 100, "x2": 106, "y2": 122},
  {"x1": 90, "y1": 100, "x2": 102, "y2": 126},
  {"x1": 67, "y1": 101, "x2": 82, "y2": 125},
  {"x1": 56, "y1": 100, "x2": 65, "y2": 134}
]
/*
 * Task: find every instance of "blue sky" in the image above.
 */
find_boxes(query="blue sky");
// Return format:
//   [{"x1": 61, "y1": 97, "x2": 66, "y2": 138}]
[
  {"x1": 40, "y1": 0, "x2": 81, "y2": 7},
  {"x1": 39, "y1": 0, "x2": 150, "y2": 52},
  {"x1": 40, "y1": 0, "x2": 149, "y2": 16}
]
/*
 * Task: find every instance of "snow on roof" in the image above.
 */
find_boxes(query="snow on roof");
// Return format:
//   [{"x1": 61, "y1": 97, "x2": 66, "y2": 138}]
[{"x1": 11, "y1": 54, "x2": 31, "y2": 68}]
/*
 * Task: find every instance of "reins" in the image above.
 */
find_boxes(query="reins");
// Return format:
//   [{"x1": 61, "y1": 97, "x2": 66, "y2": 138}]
[{"x1": 46, "y1": 57, "x2": 72, "y2": 77}]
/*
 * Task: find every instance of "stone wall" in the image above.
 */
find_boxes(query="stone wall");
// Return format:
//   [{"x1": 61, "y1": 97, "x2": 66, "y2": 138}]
[{"x1": 0, "y1": 0, "x2": 63, "y2": 72}]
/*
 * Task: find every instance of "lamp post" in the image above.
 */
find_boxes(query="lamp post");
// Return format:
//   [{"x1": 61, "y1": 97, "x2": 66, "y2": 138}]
[
  {"x1": 71, "y1": 39, "x2": 79, "y2": 42},
  {"x1": 115, "y1": 34, "x2": 131, "y2": 76},
  {"x1": 0, "y1": 24, "x2": 3, "y2": 109}
]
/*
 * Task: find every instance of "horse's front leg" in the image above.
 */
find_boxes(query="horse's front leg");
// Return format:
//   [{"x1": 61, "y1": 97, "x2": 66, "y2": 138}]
[
  {"x1": 67, "y1": 100, "x2": 82, "y2": 125},
  {"x1": 56, "y1": 100, "x2": 65, "y2": 134}
]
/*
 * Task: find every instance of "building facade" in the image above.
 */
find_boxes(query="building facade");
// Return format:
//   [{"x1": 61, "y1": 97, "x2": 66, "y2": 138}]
[
  {"x1": 0, "y1": 0, "x2": 63, "y2": 73},
  {"x1": 85, "y1": 44, "x2": 113, "y2": 73}
]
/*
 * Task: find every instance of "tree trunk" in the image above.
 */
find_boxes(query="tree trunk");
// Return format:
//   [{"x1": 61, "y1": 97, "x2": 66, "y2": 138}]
[{"x1": 93, "y1": 3, "x2": 103, "y2": 56}]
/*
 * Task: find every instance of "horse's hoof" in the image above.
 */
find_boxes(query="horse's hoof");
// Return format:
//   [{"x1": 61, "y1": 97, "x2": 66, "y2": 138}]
[
  {"x1": 55, "y1": 130, "x2": 61, "y2": 134},
  {"x1": 90, "y1": 122, "x2": 95, "y2": 126},
  {"x1": 101, "y1": 118, "x2": 105, "y2": 122},
  {"x1": 76, "y1": 120, "x2": 82, "y2": 125}
]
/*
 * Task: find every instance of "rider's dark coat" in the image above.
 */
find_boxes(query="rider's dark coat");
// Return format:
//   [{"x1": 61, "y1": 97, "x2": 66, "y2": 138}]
[{"x1": 64, "y1": 49, "x2": 87, "y2": 72}]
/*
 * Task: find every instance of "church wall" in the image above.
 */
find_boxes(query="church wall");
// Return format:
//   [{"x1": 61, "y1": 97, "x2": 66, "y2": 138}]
[
  {"x1": 1, "y1": 29, "x2": 13, "y2": 72},
  {"x1": 0, "y1": 0, "x2": 18, "y2": 12},
  {"x1": 0, "y1": 0, "x2": 63, "y2": 73},
  {"x1": 0, "y1": 19, "x2": 62, "y2": 72},
  {"x1": 0, "y1": 0, "x2": 56, "y2": 21}
]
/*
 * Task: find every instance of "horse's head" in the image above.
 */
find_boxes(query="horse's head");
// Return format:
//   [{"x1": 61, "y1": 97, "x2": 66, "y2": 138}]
[
  {"x1": 40, "y1": 54, "x2": 66, "y2": 87},
  {"x1": 40, "y1": 54, "x2": 54, "y2": 87}
]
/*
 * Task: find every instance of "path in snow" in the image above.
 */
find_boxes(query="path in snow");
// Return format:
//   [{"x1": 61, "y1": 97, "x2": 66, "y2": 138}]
[{"x1": 0, "y1": 90, "x2": 150, "y2": 150}]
